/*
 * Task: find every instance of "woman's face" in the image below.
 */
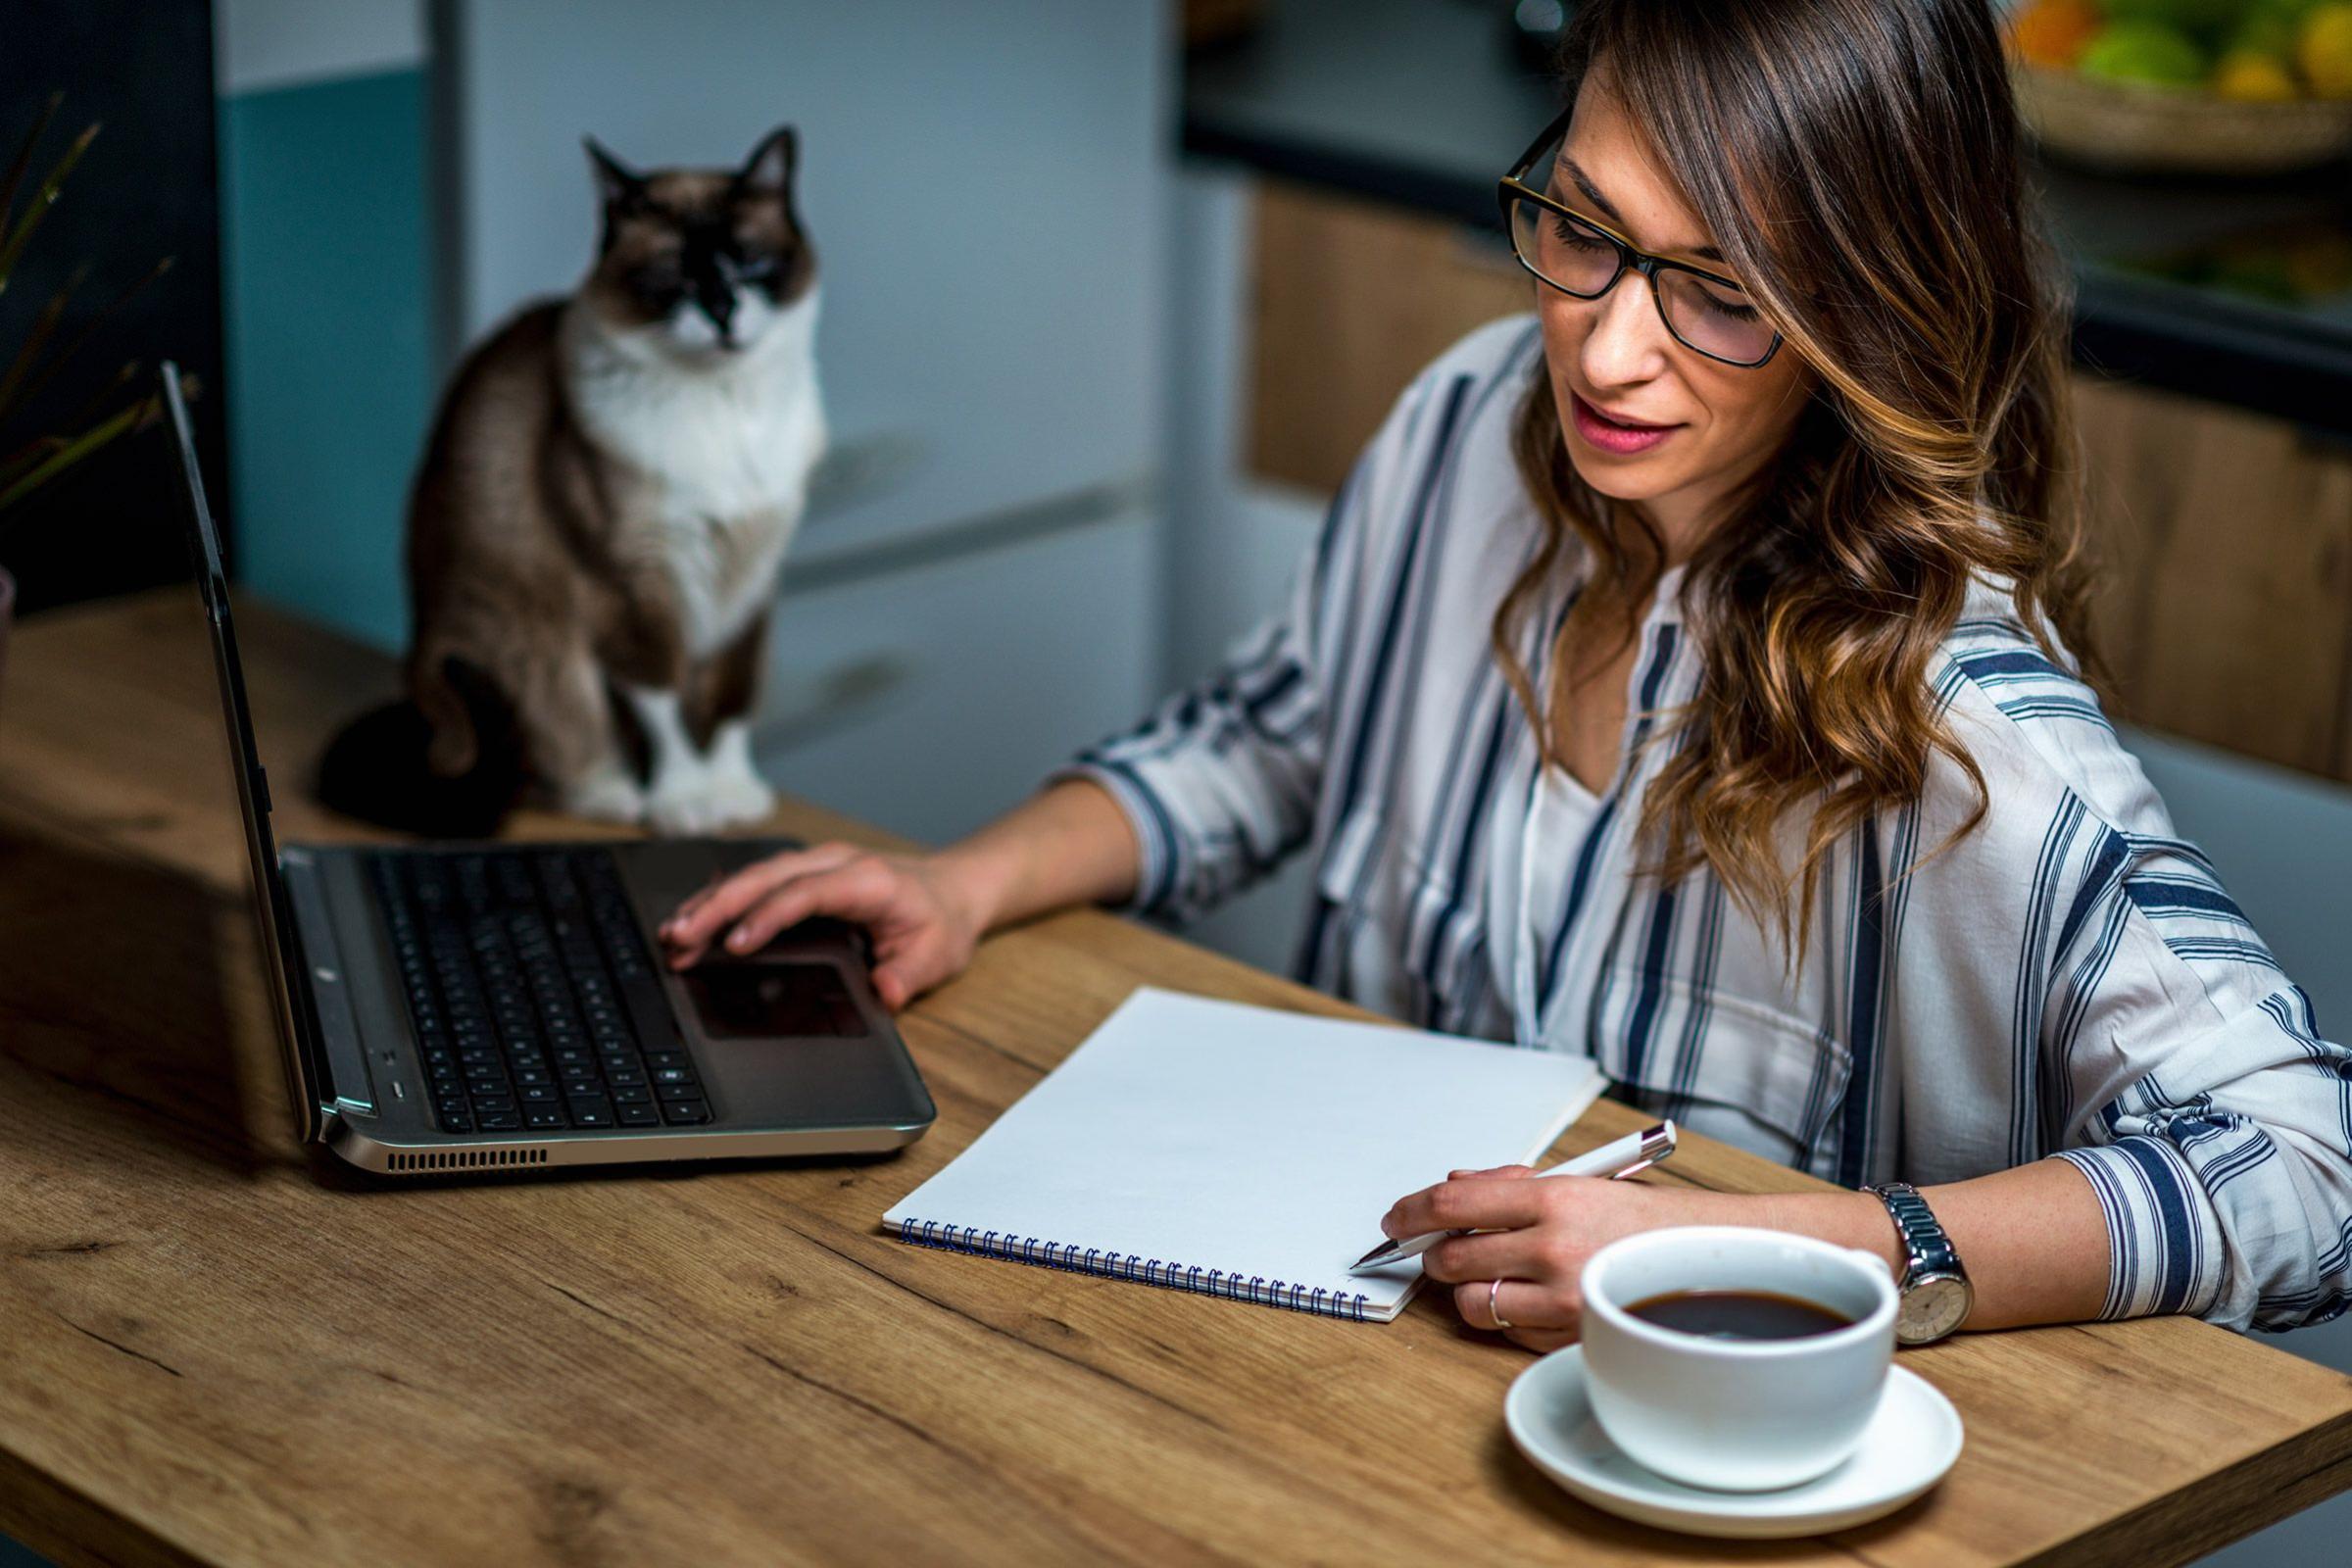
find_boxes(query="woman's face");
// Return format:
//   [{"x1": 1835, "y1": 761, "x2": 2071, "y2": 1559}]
[{"x1": 1534, "y1": 74, "x2": 1815, "y2": 544}]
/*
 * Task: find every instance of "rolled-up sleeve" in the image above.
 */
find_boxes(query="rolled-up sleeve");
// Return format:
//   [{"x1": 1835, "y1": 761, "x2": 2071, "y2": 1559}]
[
  {"x1": 1048, "y1": 491, "x2": 1351, "y2": 923},
  {"x1": 2048, "y1": 842, "x2": 2352, "y2": 1332},
  {"x1": 1047, "y1": 366, "x2": 1438, "y2": 925}
]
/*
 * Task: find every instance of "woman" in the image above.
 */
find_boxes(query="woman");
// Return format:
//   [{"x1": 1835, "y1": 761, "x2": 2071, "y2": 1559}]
[{"x1": 662, "y1": 0, "x2": 2352, "y2": 1349}]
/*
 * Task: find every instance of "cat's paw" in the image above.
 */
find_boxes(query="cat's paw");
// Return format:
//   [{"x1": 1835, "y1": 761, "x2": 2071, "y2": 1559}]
[
  {"x1": 703, "y1": 762, "x2": 777, "y2": 827},
  {"x1": 559, "y1": 765, "x2": 646, "y2": 824},
  {"x1": 644, "y1": 772, "x2": 774, "y2": 837}
]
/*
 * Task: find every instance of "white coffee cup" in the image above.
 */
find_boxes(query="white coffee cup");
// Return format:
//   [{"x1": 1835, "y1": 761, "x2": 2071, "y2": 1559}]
[{"x1": 1578, "y1": 1226, "x2": 1898, "y2": 1492}]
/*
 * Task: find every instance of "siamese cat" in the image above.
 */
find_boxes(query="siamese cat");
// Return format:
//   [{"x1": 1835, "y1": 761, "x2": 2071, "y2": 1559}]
[{"x1": 322, "y1": 125, "x2": 822, "y2": 838}]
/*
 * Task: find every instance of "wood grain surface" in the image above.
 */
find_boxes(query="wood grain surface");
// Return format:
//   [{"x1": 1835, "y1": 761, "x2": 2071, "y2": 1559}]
[{"x1": 0, "y1": 591, "x2": 2348, "y2": 1568}]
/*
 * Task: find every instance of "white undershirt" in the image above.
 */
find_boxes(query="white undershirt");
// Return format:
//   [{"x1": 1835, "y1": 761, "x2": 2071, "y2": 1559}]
[{"x1": 1512, "y1": 761, "x2": 1599, "y2": 1046}]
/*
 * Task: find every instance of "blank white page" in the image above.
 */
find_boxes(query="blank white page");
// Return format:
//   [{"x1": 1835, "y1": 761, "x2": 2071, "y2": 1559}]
[{"x1": 882, "y1": 987, "x2": 1605, "y2": 1323}]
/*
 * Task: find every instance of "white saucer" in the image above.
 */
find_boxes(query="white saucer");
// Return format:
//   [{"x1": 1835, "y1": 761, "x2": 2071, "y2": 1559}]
[{"x1": 1504, "y1": 1346, "x2": 1963, "y2": 1540}]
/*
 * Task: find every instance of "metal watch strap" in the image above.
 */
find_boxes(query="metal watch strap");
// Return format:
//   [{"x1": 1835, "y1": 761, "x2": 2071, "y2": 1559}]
[{"x1": 1868, "y1": 1180, "x2": 1963, "y2": 1285}]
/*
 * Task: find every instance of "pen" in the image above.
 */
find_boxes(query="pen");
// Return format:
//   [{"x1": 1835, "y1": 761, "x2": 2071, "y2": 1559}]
[{"x1": 1347, "y1": 1120, "x2": 1678, "y2": 1274}]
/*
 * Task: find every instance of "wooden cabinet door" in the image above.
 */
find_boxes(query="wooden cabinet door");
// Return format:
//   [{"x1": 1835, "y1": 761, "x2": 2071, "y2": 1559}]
[
  {"x1": 2074, "y1": 374, "x2": 2352, "y2": 780},
  {"x1": 1247, "y1": 180, "x2": 1533, "y2": 493}
]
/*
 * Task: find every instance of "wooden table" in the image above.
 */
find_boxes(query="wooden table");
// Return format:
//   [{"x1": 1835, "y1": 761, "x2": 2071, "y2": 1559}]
[{"x1": 3, "y1": 591, "x2": 2350, "y2": 1568}]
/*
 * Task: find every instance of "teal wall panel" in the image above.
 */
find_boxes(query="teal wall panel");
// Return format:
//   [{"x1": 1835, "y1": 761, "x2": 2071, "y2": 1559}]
[{"x1": 219, "y1": 67, "x2": 432, "y2": 651}]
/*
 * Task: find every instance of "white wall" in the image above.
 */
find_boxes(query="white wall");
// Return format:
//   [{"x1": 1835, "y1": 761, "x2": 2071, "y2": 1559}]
[{"x1": 214, "y1": 0, "x2": 424, "y2": 95}]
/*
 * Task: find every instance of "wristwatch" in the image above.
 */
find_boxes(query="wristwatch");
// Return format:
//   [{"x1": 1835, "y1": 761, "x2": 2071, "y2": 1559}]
[{"x1": 1863, "y1": 1181, "x2": 1973, "y2": 1345}]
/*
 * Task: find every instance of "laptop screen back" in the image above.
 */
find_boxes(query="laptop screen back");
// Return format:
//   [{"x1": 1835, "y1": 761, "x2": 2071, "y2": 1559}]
[{"x1": 160, "y1": 362, "x2": 327, "y2": 1144}]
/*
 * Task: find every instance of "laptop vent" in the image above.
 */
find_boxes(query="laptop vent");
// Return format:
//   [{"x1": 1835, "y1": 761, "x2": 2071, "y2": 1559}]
[{"x1": 386, "y1": 1147, "x2": 552, "y2": 1173}]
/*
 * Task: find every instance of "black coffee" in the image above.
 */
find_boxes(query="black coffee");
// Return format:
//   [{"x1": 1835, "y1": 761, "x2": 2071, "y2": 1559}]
[{"x1": 1625, "y1": 1289, "x2": 1853, "y2": 1341}]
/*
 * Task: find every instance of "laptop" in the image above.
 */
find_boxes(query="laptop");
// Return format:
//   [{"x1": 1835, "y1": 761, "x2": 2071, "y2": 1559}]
[{"x1": 159, "y1": 363, "x2": 937, "y2": 1176}]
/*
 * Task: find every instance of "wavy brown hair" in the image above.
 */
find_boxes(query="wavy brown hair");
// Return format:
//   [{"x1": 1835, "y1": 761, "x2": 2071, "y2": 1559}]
[{"x1": 1496, "y1": 0, "x2": 2104, "y2": 955}]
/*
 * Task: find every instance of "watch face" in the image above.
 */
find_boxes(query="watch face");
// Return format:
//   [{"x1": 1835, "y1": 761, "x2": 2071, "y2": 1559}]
[{"x1": 1897, "y1": 1273, "x2": 1972, "y2": 1343}]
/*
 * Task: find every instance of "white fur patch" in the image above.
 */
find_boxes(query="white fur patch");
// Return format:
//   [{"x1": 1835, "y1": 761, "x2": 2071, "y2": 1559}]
[
  {"x1": 622, "y1": 686, "x2": 775, "y2": 836},
  {"x1": 562, "y1": 288, "x2": 826, "y2": 660}
]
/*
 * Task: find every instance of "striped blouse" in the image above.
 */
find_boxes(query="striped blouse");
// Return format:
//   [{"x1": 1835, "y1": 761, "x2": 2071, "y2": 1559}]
[{"x1": 1057, "y1": 315, "x2": 2352, "y2": 1335}]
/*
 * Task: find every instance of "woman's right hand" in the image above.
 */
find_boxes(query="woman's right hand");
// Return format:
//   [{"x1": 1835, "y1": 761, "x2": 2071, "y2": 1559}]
[{"x1": 657, "y1": 842, "x2": 992, "y2": 1012}]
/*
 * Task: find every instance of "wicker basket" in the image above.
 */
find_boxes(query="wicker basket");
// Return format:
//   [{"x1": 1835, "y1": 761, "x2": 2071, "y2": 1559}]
[{"x1": 2014, "y1": 60, "x2": 2352, "y2": 174}]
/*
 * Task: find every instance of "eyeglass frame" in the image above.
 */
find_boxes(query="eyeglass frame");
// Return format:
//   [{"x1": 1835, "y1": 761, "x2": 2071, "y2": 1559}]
[{"x1": 1495, "y1": 109, "x2": 1785, "y2": 369}]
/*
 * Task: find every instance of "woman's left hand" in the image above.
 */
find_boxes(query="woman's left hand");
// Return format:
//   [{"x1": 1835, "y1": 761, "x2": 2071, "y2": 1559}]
[{"x1": 1382, "y1": 1167, "x2": 1703, "y2": 1352}]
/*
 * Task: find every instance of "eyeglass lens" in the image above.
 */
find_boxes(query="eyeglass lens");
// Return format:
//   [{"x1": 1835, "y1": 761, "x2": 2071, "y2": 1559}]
[{"x1": 1506, "y1": 194, "x2": 1776, "y2": 367}]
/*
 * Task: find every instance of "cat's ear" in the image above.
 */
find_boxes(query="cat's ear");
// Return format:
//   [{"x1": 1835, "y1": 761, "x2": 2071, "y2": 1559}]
[
  {"x1": 737, "y1": 124, "x2": 798, "y2": 190},
  {"x1": 584, "y1": 136, "x2": 647, "y2": 210}
]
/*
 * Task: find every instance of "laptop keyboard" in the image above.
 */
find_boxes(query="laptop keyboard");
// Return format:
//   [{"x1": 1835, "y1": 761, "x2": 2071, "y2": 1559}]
[{"x1": 369, "y1": 848, "x2": 710, "y2": 1136}]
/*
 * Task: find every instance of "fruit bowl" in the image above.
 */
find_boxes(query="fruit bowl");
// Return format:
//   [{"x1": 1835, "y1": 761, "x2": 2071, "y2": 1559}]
[{"x1": 2014, "y1": 57, "x2": 2352, "y2": 172}]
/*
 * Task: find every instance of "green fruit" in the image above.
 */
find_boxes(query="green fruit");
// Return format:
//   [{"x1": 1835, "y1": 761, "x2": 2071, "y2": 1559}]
[
  {"x1": 2103, "y1": 0, "x2": 2262, "y2": 40},
  {"x1": 2229, "y1": 13, "x2": 2301, "y2": 54},
  {"x1": 2079, "y1": 20, "x2": 2211, "y2": 85}
]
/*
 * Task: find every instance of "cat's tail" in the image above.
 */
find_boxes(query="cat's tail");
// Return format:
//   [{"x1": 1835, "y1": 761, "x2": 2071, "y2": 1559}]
[{"x1": 316, "y1": 656, "x2": 526, "y2": 839}]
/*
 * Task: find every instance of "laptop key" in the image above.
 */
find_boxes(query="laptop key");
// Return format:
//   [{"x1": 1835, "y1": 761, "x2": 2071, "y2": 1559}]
[{"x1": 374, "y1": 846, "x2": 715, "y2": 1150}]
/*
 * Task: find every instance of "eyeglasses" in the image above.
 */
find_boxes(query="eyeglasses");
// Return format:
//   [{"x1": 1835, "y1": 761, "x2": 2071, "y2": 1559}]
[{"x1": 1496, "y1": 111, "x2": 1783, "y2": 369}]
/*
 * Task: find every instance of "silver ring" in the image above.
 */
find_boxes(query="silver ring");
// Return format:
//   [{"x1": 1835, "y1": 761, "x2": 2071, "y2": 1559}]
[{"x1": 1489, "y1": 1276, "x2": 1514, "y2": 1331}]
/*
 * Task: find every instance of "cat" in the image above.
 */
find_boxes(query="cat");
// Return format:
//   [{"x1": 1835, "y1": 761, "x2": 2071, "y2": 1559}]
[{"x1": 320, "y1": 124, "x2": 823, "y2": 838}]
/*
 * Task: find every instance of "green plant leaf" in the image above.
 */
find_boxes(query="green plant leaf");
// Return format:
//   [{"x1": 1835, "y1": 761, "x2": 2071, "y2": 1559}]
[
  {"x1": 0, "y1": 121, "x2": 99, "y2": 301},
  {"x1": 0, "y1": 262, "x2": 89, "y2": 422},
  {"x1": 0, "y1": 91, "x2": 63, "y2": 246},
  {"x1": 0, "y1": 255, "x2": 170, "y2": 431},
  {"x1": 0, "y1": 392, "x2": 150, "y2": 517},
  {"x1": 0, "y1": 435, "x2": 66, "y2": 491}
]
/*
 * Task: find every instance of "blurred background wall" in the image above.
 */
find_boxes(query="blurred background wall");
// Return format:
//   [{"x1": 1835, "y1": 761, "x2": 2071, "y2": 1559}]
[{"x1": 217, "y1": 0, "x2": 433, "y2": 649}]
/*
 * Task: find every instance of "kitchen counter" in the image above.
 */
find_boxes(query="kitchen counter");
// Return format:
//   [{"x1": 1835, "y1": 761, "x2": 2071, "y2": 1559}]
[{"x1": 1185, "y1": 0, "x2": 2352, "y2": 438}]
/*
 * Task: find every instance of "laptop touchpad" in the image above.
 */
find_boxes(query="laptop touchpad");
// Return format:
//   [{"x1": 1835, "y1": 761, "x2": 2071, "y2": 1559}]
[{"x1": 682, "y1": 962, "x2": 862, "y2": 1039}]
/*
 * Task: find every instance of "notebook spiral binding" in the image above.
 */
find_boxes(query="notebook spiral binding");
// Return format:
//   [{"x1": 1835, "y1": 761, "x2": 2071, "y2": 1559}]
[{"x1": 895, "y1": 1219, "x2": 1374, "y2": 1322}]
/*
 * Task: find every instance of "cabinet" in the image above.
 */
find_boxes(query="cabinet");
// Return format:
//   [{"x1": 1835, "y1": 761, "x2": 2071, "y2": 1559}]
[
  {"x1": 1242, "y1": 178, "x2": 2352, "y2": 785},
  {"x1": 2073, "y1": 379, "x2": 2352, "y2": 779},
  {"x1": 1248, "y1": 181, "x2": 1531, "y2": 492},
  {"x1": 757, "y1": 514, "x2": 1157, "y2": 850}
]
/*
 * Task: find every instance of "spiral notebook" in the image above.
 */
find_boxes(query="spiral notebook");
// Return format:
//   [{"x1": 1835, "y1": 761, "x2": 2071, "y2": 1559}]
[{"x1": 882, "y1": 987, "x2": 1605, "y2": 1323}]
